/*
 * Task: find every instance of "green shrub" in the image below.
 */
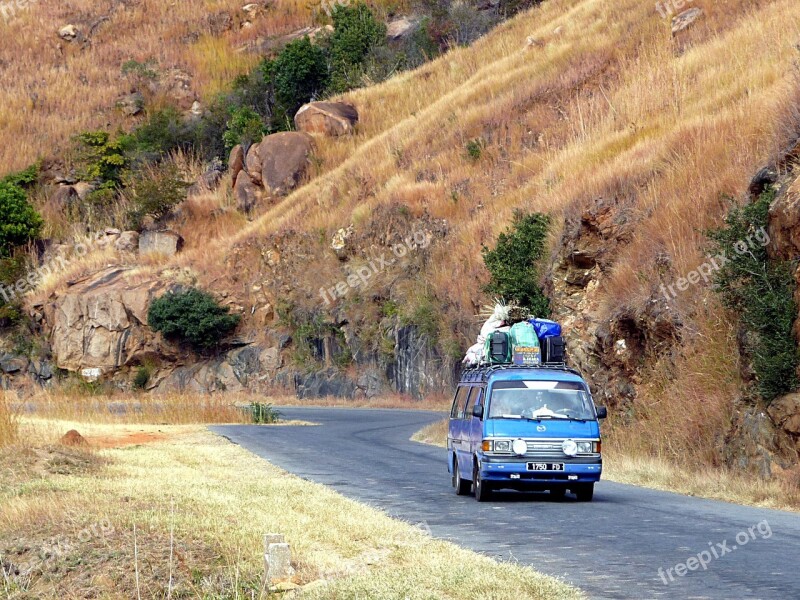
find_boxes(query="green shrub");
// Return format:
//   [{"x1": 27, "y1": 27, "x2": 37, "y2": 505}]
[
  {"x1": 0, "y1": 181, "x2": 43, "y2": 257},
  {"x1": 249, "y1": 402, "x2": 281, "y2": 424},
  {"x1": 126, "y1": 162, "x2": 191, "y2": 229},
  {"x1": 328, "y1": 3, "x2": 387, "y2": 93},
  {"x1": 222, "y1": 106, "x2": 266, "y2": 151},
  {"x1": 148, "y1": 288, "x2": 241, "y2": 352},
  {"x1": 482, "y1": 211, "x2": 551, "y2": 317},
  {"x1": 708, "y1": 190, "x2": 798, "y2": 403},
  {"x1": 271, "y1": 37, "x2": 330, "y2": 122},
  {"x1": 76, "y1": 131, "x2": 130, "y2": 187},
  {"x1": 133, "y1": 364, "x2": 151, "y2": 390},
  {"x1": 465, "y1": 138, "x2": 484, "y2": 161},
  {"x1": 129, "y1": 107, "x2": 194, "y2": 157}
]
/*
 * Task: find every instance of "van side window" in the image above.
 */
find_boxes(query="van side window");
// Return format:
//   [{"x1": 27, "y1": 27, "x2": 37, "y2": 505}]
[
  {"x1": 465, "y1": 387, "x2": 480, "y2": 418},
  {"x1": 450, "y1": 386, "x2": 469, "y2": 418}
]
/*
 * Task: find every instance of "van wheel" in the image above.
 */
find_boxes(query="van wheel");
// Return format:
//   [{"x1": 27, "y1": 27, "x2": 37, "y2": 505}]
[
  {"x1": 574, "y1": 483, "x2": 594, "y2": 502},
  {"x1": 473, "y1": 463, "x2": 492, "y2": 502},
  {"x1": 453, "y1": 457, "x2": 470, "y2": 496},
  {"x1": 550, "y1": 487, "x2": 566, "y2": 500}
]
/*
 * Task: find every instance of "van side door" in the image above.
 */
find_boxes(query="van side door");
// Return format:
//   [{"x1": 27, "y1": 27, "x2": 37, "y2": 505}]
[
  {"x1": 448, "y1": 385, "x2": 469, "y2": 455},
  {"x1": 464, "y1": 387, "x2": 485, "y2": 455}
]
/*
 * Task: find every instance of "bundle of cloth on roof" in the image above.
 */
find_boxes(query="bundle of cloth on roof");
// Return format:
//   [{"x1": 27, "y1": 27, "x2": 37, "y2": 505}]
[{"x1": 462, "y1": 301, "x2": 564, "y2": 367}]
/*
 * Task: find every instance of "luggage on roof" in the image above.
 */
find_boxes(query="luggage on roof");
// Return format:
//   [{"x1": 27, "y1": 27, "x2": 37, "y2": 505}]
[{"x1": 509, "y1": 321, "x2": 541, "y2": 366}]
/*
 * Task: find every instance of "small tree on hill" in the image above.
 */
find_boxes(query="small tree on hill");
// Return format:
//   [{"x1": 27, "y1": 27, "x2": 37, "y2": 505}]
[
  {"x1": 148, "y1": 288, "x2": 241, "y2": 352},
  {"x1": 482, "y1": 211, "x2": 551, "y2": 317},
  {"x1": 0, "y1": 181, "x2": 43, "y2": 258}
]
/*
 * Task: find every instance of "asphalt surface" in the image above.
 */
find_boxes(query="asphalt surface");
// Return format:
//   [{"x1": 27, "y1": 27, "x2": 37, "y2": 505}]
[{"x1": 212, "y1": 408, "x2": 799, "y2": 600}]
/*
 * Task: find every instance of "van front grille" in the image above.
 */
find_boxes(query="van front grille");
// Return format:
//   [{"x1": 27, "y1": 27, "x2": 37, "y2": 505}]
[{"x1": 525, "y1": 441, "x2": 566, "y2": 459}]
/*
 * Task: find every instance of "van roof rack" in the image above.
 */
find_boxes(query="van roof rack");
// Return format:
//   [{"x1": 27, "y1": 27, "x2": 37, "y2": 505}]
[{"x1": 459, "y1": 363, "x2": 582, "y2": 382}]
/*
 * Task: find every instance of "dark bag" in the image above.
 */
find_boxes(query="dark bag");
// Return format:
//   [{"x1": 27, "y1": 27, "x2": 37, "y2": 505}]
[{"x1": 541, "y1": 336, "x2": 565, "y2": 364}]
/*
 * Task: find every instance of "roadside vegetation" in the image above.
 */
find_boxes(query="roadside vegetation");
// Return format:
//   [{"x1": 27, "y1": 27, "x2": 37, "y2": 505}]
[{"x1": 0, "y1": 415, "x2": 581, "y2": 599}]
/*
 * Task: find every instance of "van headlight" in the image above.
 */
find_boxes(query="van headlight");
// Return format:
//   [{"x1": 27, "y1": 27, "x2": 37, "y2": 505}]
[
  {"x1": 575, "y1": 441, "x2": 593, "y2": 454},
  {"x1": 493, "y1": 440, "x2": 511, "y2": 453}
]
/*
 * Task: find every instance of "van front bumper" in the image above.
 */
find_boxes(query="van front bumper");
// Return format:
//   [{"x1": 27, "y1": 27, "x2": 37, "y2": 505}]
[{"x1": 478, "y1": 455, "x2": 602, "y2": 484}]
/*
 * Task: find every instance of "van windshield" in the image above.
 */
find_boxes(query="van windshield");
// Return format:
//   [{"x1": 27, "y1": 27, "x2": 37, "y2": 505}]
[{"x1": 488, "y1": 380, "x2": 595, "y2": 420}]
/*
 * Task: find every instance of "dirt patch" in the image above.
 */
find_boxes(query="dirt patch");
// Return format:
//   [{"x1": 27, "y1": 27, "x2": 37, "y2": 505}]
[{"x1": 88, "y1": 431, "x2": 168, "y2": 449}]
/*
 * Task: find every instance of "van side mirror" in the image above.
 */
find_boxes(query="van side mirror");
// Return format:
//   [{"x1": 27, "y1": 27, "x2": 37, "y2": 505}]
[
  {"x1": 472, "y1": 404, "x2": 484, "y2": 419},
  {"x1": 596, "y1": 406, "x2": 607, "y2": 419}
]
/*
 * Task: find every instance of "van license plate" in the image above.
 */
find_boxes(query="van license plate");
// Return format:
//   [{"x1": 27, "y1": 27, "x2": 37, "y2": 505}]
[{"x1": 527, "y1": 463, "x2": 564, "y2": 471}]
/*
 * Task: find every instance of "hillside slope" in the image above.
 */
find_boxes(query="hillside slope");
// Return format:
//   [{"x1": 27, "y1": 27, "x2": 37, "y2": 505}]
[{"x1": 9, "y1": 0, "x2": 800, "y2": 480}]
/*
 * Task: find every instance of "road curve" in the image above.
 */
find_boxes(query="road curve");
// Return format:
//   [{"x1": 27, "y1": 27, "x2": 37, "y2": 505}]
[{"x1": 212, "y1": 408, "x2": 798, "y2": 600}]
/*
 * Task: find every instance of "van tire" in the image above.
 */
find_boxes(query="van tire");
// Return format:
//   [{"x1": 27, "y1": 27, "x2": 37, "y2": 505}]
[
  {"x1": 574, "y1": 483, "x2": 594, "y2": 502},
  {"x1": 550, "y1": 487, "x2": 567, "y2": 500},
  {"x1": 473, "y1": 463, "x2": 492, "y2": 502},
  {"x1": 453, "y1": 456, "x2": 470, "y2": 495}
]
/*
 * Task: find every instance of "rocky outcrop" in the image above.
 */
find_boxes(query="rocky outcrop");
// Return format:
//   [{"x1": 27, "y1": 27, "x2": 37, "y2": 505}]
[
  {"x1": 386, "y1": 17, "x2": 418, "y2": 41},
  {"x1": 46, "y1": 268, "x2": 172, "y2": 372},
  {"x1": 259, "y1": 132, "x2": 315, "y2": 196},
  {"x1": 295, "y1": 102, "x2": 359, "y2": 137}
]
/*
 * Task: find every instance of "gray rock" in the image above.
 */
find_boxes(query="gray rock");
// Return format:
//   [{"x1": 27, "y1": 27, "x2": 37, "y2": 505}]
[
  {"x1": 671, "y1": 8, "x2": 703, "y2": 35},
  {"x1": 0, "y1": 354, "x2": 27, "y2": 374},
  {"x1": 114, "y1": 231, "x2": 140, "y2": 253},
  {"x1": 259, "y1": 132, "x2": 315, "y2": 197},
  {"x1": 116, "y1": 92, "x2": 144, "y2": 116},
  {"x1": 139, "y1": 230, "x2": 184, "y2": 256}
]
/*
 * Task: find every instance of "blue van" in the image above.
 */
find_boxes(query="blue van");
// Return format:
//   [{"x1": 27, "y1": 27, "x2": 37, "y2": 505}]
[{"x1": 447, "y1": 364, "x2": 607, "y2": 502}]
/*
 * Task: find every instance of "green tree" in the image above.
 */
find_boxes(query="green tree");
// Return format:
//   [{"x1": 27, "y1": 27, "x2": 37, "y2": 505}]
[
  {"x1": 329, "y1": 3, "x2": 387, "y2": 93},
  {"x1": 222, "y1": 106, "x2": 266, "y2": 151},
  {"x1": 126, "y1": 162, "x2": 191, "y2": 229},
  {"x1": 76, "y1": 131, "x2": 130, "y2": 188},
  {"x1": 0, "y1": 181, "x2": 43, "y2": 258},
  {"x1": 708, "y1": 191, "x2": 798, "y2": 402},
  {"x1": 482, "y1": 211, "x2": 551, "y2": 317},
  {"x1": 148, "y1": 288, "x2": 241, "y2": 352},
  {"x1": 271, "y1": 37, "x2": 330, "y2": 124}
]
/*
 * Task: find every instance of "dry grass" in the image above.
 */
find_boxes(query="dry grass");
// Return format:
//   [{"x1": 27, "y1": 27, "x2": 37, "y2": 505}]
[
  {"x1": 0, "y1": 395, "x2": 18, "y2": 447},
  {"x1": 0, "y1": 421, "x2": 582, "y2": 599},
  {"x1": 603, "y1": 453, "x2": 800, "y2": 512},
  {"x1": 2, "y1": 389, "x2": 252, "y2": 425}
]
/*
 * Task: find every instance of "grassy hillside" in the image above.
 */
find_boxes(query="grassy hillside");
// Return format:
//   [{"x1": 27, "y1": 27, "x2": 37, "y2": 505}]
[{"x1": 9, "y1": 0, "x2": 800, "y2": 477}]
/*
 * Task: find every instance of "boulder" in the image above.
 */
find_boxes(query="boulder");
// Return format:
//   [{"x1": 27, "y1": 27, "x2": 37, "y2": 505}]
[
  {"x1": 58, "y1": 24, "x2": 80, "y2": 40},
  {"x1": 114, "y1": 231, "x2": 140, "y2": 253},
  {"x1": 386, "y1": 16, "x2": 417, "y2": 40},
  {"x1": 671, "y1": 8, "x2": 703, "y2": 35},
  {"x1": 295, "y1": 102, "x2": 358, "y2": 137},
  {"x1": 331, "y1": 226, "x2": 354, "y2": 260},
  {"x1": 244, "y1": 143, "x2": 263, "y2": 185},
  {"x1": 73, "y1": 182, "x2": 94, "y2": 200},
  {"x1": 139, "y1": 230, "x2": 184, "y2": 256},
  {"x1": 769, "y1": 393, "x2": 800, "y2": 437},
  {"x1": 234, "y1": 170, "x2": 260, "y2": 213},
  {"x1": 50, "y1": 185, "x2": 78, "y2": 207},
  {"x1": 116, "y1": 92, "x2": 144, "y2": 116},
  {"x1": 259, "y1": 132, "x2": 315, "y2": 196},
  {"x1": 229, "y1": 145, "x2": 245, "y2": 188}
]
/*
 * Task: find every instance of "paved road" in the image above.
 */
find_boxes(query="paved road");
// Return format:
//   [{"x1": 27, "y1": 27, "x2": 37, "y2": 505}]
[{"x1": 213, "y1": 408, "x2": 798, "y2": 599}]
